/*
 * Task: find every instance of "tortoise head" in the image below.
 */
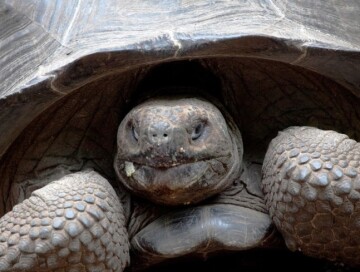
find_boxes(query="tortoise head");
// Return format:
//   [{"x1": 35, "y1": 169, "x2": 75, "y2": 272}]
[{"x1": 114, "y1": 96, "x2": 243, "y2": 205}]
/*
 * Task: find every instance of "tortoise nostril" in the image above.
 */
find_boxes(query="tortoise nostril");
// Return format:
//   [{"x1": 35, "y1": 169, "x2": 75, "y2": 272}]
[{"x1": 149, "y1": 121, "x2": 172, "y2": 143}]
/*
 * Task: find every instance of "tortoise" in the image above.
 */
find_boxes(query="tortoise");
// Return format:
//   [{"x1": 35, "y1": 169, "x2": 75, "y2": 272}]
[{"x1": 1, "y1": 1, "x2": 360, "y2": 271}]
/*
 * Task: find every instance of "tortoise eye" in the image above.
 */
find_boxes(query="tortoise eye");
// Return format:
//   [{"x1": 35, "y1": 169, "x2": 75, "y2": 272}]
[
  {"x1": 191, "y1": 123, "x2": 205, "y2": 140},
  {"x1": 132, "y1": 125, "x2": 139, "y2": 141}
]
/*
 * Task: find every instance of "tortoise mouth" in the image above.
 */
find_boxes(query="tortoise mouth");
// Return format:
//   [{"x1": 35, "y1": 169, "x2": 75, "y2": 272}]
[
  {"x1": 115, "y1": 156, "x2": 235, "y2": 205},
  {"x1": 125, "y1": 160, "x2": 210, "y2": 188}
]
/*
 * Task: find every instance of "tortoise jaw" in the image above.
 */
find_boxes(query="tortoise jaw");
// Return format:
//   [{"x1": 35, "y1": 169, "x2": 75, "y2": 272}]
[
  {"x1": 127, "y1": 160, "x2": 209, "y2": 188},
  {"x1": 120, "y1": 160, "x2": 211, "y2": 205},
  {"x1": 115, "y1": 157, "x2": 236, "y2": 205}
]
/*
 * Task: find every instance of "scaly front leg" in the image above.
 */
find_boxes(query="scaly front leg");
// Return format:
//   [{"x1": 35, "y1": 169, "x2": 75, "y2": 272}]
[
  {"x1": 0, "y1": 170, "x2": 129, "y2": 271},
  {"x1": 262, "y1": 126, "x2": 360, "y2": 266}
]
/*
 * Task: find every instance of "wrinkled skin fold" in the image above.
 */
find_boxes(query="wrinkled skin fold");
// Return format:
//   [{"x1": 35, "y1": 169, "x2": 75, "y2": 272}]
[{"x1": 131, "y1": 204, "x2": 272, "y2": 265}]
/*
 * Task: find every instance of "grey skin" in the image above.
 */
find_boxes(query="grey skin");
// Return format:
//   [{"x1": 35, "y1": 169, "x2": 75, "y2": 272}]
[
  {"x1": 0, "y1": 96, "x2": 360, "y2": 271},
  {"x1": 263, "y1": 127, "x2": 360, "y2": 265},
  {"x1": 114, "y1": 97, "x2": 243, "y2": 205}
]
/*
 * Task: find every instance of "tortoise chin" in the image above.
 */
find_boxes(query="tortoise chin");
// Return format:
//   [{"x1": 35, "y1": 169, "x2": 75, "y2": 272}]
[{"x1": 115, "y1": 157, "x2": 238, "y2": 205}]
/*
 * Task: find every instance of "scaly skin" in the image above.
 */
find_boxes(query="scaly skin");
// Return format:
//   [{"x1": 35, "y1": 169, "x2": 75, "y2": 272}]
[
  {"x1": 0, "y1": 170, "x2": 129, "y2": 272},
  {"x1": 262, "y1": 126, "x2": 360, "y2": 265}
]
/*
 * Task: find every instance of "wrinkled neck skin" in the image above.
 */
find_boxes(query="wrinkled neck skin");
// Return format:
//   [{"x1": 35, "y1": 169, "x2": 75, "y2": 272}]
[{"x1": 114, "y1": 96, "x2": 244, "y2": 206}]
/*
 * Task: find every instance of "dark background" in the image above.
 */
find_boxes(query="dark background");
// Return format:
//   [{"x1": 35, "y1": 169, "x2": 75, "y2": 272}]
[{"x1": 141, "y1": 249, "x2": 356, "y2": 272}]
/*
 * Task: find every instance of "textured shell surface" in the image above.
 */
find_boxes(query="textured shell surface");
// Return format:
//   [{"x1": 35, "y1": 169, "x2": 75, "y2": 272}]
[{"x1": 1, "y1": 0, "x2": 360, "y2": 159}]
